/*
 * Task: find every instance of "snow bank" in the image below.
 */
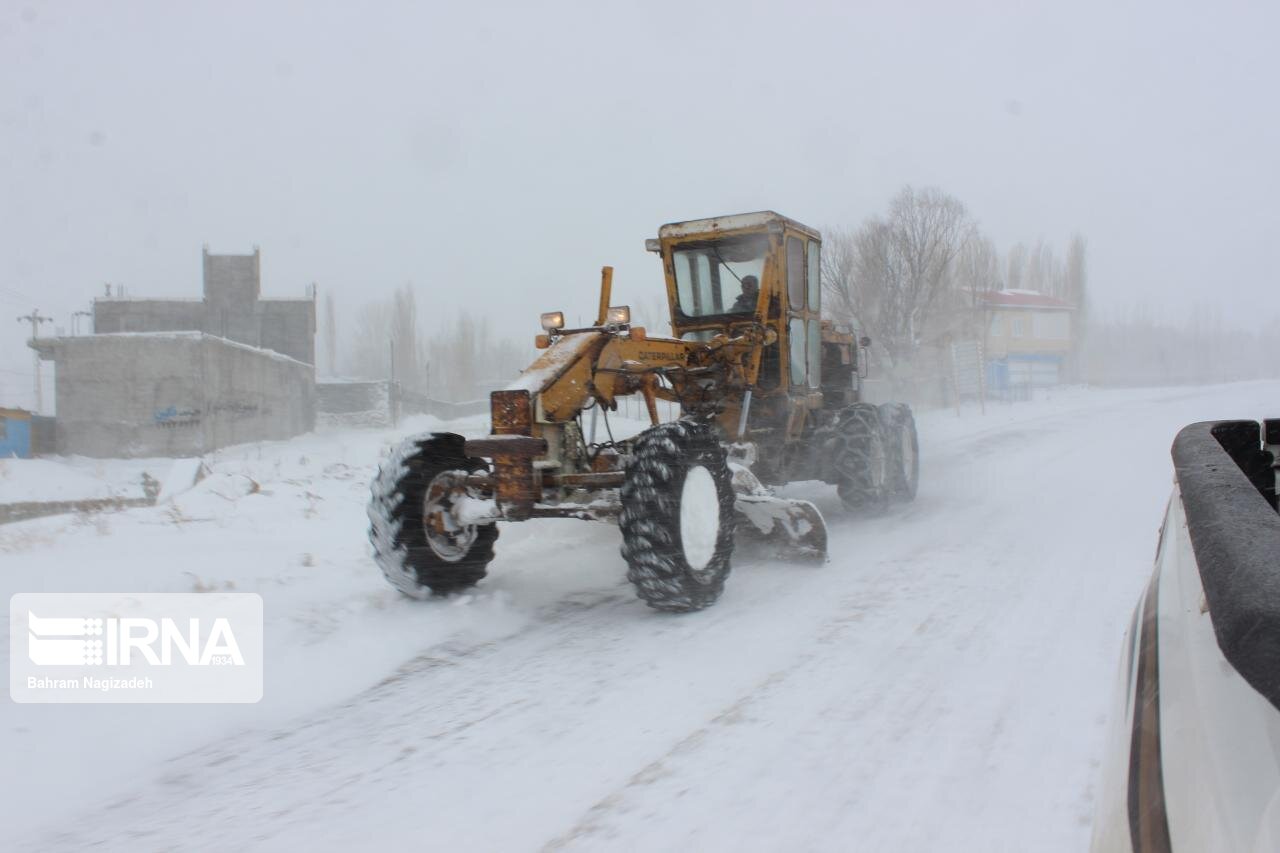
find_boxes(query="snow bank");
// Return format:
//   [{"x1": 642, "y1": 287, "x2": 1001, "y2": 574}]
[{"x1": 0, "y1": 457, "x2": 157, "y2": 503}]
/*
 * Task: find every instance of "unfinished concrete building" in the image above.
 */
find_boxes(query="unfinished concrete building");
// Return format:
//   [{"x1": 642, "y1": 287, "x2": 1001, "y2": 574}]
[
  {"x1": 30, "y1": 247, "x2": 318, "y2": 457},
  {"x1": 93, "y1": 248, "x2": 315, "y2": 365},
  {"x1": 32, "y1": 333, "x2": 315, "y2": 458}
]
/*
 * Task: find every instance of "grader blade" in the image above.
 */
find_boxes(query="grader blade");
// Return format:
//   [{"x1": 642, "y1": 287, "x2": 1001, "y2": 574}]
[
  {"x1": 728, "y1": 463, "x2": 828, "y2": 559},
  {"x1": 733, "y1": 494, "x2": 829, "y2": 559}
]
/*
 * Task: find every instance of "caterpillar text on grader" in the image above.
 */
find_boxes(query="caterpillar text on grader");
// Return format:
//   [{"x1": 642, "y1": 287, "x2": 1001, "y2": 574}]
[{"x1": 368, "y1": 211, "x2": 919, "y2": 612}]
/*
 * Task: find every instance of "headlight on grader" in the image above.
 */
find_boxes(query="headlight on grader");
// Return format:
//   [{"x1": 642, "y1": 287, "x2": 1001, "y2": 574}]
[
  {"x1": 540, "y1": 311, "x2": 565, "y2": 332},
  {"x1": 606, "y1": 305, "x2": 630, "y2": 326}
]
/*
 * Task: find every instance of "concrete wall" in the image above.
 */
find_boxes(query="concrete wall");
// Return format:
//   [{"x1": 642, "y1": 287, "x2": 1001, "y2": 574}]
[
  {"x1": 94, "y1": 299, "x2": 204, "y2": 335},
  {"x1": 316, "y1": 380, "x2": 392, "y2": 427},
  {"x1": 30, "y1": 416, "x2": 55, "y2": 455},
  {"x1": 199, "y1": 336, "x2": 314, "y2": 449},
  {"x1": 90, "y1": 248, "x2": 316, "y2": 366},
  {"x1": 204, "y1": 250, "x2": 260, "y2": 304},
  {"x1": 204, "y1": 250, "x2": 262, "y2": 349},
  {"x1": 257, "y1": 298, "x2": 315, "y2": 367},
  {"x1": 36, "y1": 333, "x2": 314, "y2": 458}
]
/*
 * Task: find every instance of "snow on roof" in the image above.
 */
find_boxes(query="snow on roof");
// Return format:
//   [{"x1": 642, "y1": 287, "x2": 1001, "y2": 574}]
[
  {"x1": 198, "y1": 333, "x2": 314, "y2": 368},
  {"x1": 658, "y1": 211, "x2": 821, "y2": 241},
  {"x1": 978, "y1": 290, "x2": 1074, "y2": 310},
  {"x1": 31, "y1": 332, "x2": 313, "y2": 369},
  {"x1": 85, "y1": 330, "x2": 205, "y2": 339}
]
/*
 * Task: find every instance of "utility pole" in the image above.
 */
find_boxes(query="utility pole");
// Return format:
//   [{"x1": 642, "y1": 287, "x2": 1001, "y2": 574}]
[
  {"x1": 72, "y1": 309, "x2": 93, "y2": 336},
  {"x1": 17, "y1": 309, "x2": 52, "y2": 412}
]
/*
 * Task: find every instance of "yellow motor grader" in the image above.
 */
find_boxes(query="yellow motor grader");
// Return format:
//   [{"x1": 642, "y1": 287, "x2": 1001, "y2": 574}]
[{"x1": 368, "y1": 211, "x2": 918, "y2": 612}]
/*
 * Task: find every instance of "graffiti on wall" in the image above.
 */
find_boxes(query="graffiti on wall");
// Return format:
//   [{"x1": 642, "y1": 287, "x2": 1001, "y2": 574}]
[
  {"x1": 154, "y1": 406, "x2": 201, "y2": 428},
  {"x1": 209, "y1": 401, "x2": 261, "y2": 418},
  {"x1": 154, "y1": 401, "x2": 261, "y2": 428}
]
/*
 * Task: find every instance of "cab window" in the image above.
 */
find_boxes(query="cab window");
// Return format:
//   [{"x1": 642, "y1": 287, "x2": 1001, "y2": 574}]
[
  {"x1": 789, "y1": 317, "x2": 806, "y2": 386},
  {"x1": 807, "y1": 318, "x2": 821, "y2": 388},
  {"x1": 807, "y1": 241, "x2": 821, "y2": 312},
  {"x1": 672, "y1": 234, "x2": 769, "y2": 318},
  {"x1": 786, "y1": 237, "x2": 805, "y2": 310}
]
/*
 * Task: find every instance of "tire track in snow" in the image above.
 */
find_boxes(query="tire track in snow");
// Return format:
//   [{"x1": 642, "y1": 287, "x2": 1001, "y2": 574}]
[{"x1": 19, "y1": 382, "x2": 1280, "y2": 851}]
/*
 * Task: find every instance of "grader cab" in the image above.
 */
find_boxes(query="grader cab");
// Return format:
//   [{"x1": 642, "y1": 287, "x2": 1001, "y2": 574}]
[{"x1": 368, "y1": 211, "x2": 918, "y2": 612}]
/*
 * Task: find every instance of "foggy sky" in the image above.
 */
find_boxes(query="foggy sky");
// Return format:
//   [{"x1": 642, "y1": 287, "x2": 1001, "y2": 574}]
[{"x1": 2, "y1": 0, "x2": 1277, "y2": 408}]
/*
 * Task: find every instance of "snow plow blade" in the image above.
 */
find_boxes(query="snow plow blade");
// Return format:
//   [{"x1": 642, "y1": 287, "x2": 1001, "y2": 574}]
[{"x1": 733, "y1": 494, "x2": 828, "y2": 560}]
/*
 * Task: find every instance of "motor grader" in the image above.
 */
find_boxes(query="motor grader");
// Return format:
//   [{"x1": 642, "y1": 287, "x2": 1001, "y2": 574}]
[{"x1": 368, "y1": 211, "x2": 918, "y2": 612}]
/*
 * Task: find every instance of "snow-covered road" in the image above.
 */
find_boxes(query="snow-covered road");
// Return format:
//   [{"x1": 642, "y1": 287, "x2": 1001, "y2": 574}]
[{"x1": 2, "y1": 382, "x2": 1276, "y2": 851}]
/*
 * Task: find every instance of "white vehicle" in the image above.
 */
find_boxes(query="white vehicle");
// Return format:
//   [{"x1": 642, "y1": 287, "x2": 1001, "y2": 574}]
[{"x1": 1092, "y1": 418, "x2": 1280, "y2": 852}]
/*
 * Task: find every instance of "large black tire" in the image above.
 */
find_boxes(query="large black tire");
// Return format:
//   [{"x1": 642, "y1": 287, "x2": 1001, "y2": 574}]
[
  {"x1": 833, "y1": 403, "x2": 890, "y2": 515},
  {"x1": 367, "y1": 432, "x2": 498, "y2": 599},
  {"x1": 878, "y1": 402, "x2": 919, "y2": 502},
  {"x1": 620, "y1": 419, "x2": 736, "y2": 613}
]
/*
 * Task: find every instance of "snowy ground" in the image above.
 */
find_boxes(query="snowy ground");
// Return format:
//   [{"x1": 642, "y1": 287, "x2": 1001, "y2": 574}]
[{"x1": 1, "y1": 381, "x2": 1276, "y2": 851}]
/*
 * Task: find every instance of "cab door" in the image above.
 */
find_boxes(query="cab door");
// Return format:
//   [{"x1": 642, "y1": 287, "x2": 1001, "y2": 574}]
[{"x1": 783, "y1": 233, "x2": 822, "y2": 437}]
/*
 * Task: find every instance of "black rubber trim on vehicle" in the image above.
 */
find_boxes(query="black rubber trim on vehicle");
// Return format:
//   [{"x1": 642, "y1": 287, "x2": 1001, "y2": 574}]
[
  {"x1": 1126, "y1": 574, "x2": 1172, "y2": 853},
  {"x1": 1264, "y1": 418, "x2": 1280, "y2": 448},
  {"x1": 1172, "y1": 420, "x2": 1280, "y2": 712}
]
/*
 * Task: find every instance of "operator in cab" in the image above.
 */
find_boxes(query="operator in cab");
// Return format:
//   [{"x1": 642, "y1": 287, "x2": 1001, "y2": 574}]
[{"x1": 731, "y1": 275, "x2": 760, "y2": 313}]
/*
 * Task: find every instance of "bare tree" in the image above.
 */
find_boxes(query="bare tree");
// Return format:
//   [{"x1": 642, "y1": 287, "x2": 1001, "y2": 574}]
[
  {"x1": 1026, "y1": 240, "x2": 1068, "y2": 298},
  {"x1": 819, "y1": 224, "x2": 862, "y2": 326},
  {"x1": 390, "y1": 284, "x2": 426, "y2": 391},
  {"x1": 323, "y1": 289, "x2": 337, "y2": 376},
  {"x1": 1005, "y1": 242, "x2": 1027, "y2": 291},
  {"x1": 424, "y1": 311, "x2": 534, "y2": 401},
  {"x1": 824, "y1": 185, "x2": 972, "y2": 391},
  {"x1": 1064, "y1": 234, "x2": 1088, "y2": 310},
  {"x1": 949, "y1": 233, "x2": 1002, "y2": 340},
  {"x1": 1064, "y1": 234, "x2": 1088, "y2": 379},
  {"x1": 343, "y1": 291, "x2": 532, "y2": 400},
  {"x1": 1086, "y1": 300, "x2": 1275, "y2": 387},
  {"x1": 954, "y1": 233, "x2": 1002, "y2": 302},
  {"x1": 820, "y1": 185, "x2": 975, "y2": 384},
  {"x1": 886, "y1": 186, "x2": 974, "y2": 353},
  {"x1": 1026, "y1": 241, "x2": 1045, "y2": 293},
  {"x1": 345, "y1": 299, "x2": 394, "y2": 379}
]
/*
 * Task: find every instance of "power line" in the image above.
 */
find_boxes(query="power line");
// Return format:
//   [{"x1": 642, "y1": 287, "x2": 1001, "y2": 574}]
[{"x1": 15, "y1": 309, "x2": 52, "y2": 413}]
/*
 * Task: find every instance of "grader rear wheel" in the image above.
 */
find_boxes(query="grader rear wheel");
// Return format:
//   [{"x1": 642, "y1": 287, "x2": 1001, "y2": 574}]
[
  {"x1": 879, "y1": 402, "x2": 919, "y2": 502},
  {"x1": 834, "y1": 403, "x2": 890, "y2": 515}
]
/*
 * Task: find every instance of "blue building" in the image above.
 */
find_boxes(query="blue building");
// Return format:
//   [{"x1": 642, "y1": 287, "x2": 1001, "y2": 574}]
[{"x1": 0, "y1": 407, "x2": 33, "y2": 459}]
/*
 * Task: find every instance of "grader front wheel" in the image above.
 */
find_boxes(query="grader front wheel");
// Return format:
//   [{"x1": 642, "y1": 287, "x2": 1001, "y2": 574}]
[
  {"x1": 620, "y1": 419, "x2": 737, "y2": 613},
  {"x1": 367, "y1": 433, "x2": 498, "y2": 599}
]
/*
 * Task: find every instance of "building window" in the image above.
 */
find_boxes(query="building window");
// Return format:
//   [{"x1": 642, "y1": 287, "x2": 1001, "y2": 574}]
[
  {"x1": 989, "y1": 316, "x2": 1002, "y2": 337},
  {"x1": 1012, "y1": 316, "x2": 1027, "y2": 337},
  {"x1": 1032, "y1": 311, "x2": 1070, "y2": 340}
]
